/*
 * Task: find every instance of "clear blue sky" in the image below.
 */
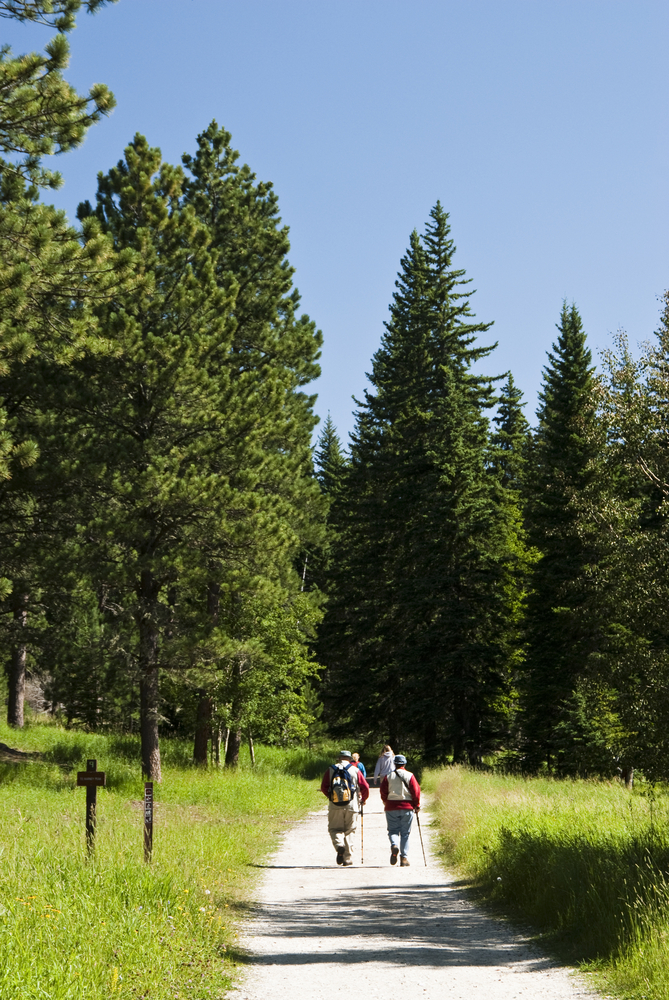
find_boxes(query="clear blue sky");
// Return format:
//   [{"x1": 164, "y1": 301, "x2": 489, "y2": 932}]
[{"x1": 5, "y1": 1, "x2": 668, "y2": 442}]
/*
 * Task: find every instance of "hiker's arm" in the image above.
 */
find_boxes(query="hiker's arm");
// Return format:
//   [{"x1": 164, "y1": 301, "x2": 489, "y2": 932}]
[
  {"x1": 358, "y1": 773, "x2": 370, "y2": 804},
  {"x1": 320, "y1": 770, "x2": 331, "y2": 797},
  {"x1": 410, "y1": 775, "x2": 421, "y2": 810},
  {"x1": 379, "y1": 776, "x2": 389, "y2": 804}
]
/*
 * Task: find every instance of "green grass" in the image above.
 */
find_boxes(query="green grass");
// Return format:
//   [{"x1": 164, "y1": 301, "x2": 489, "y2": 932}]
[
  {"x1": 0, "y1": 719, "x2": 330, "y2": 999},
  {"x1": 426, "y1": 766, "x2": 669, "y2": 1000}
]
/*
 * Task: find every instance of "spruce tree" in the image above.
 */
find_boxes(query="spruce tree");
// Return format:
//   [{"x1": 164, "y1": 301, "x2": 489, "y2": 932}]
[
  {"x1": 314, "y1": 414, "x2": 347, "y2": 496},
  {"x1": 490, "y1": 373, "x2": 529, "y2": 491},
  {"x1": 321, "y1": 204, "x2": 525, "y2": 762},
  {"x1": 522, "y1": 302, "x2": 604, "y2": 772},
  {"x1": 306, "y1": 414, "x2": 347, "y2": 595}
]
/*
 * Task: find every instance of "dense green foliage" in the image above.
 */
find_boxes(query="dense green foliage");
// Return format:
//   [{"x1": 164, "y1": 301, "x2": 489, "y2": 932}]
[
  {"x1": 0, "y1": 1, "x2": 325, "y2": 777},
  {"x1": 317, "y1": 249, "x2": 669, "y2": 781},
  {"x1": 429, "y1": 766, "x2": 669, "y2": 1000},
  {"x1": 1, "y1": 0, "x2": 669, "y2": 789}
]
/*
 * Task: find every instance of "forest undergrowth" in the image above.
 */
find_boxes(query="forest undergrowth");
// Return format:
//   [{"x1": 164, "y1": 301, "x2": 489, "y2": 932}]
[
  {"x1": 0, "y1": 719, "x2": 330, "y2": 1000},
  {"x1": 427, "y1": 766, "x2": 669, "y2": 1000}
]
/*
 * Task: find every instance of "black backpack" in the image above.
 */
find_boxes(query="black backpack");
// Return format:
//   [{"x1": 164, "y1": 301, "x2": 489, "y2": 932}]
[{"x1": 329, "y1": 762, "x2": 356, "y2": 805}]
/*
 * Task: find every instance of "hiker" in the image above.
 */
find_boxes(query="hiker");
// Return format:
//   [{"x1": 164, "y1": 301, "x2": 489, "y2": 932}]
[
  {"x1": 352, "y1": 753, "x2": 367, "y2": 778},
  {"x1": 372, "y1": 744, "x2": 394, "y2": 787},
  {"x1": 380, "y1": 754, "x2": 421, "y2": 867},
  {"x1": 321, "y1": 750, "x2": 369, "y2": 866}
]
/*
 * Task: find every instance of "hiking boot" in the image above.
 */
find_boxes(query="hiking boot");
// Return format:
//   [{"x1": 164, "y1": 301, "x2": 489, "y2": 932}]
[
  {"x1": 336, "y1": 850, "x2": 344, "y2": 865},
  {"x1": 343, "y1": 859, "x2": 353, "y2": 866},
  {"x1": 400, "y1": 856, "x2": 410, "y2": 867},
  {"x1": 390, "y1": 846, "x2": 399, "y2": 865}
]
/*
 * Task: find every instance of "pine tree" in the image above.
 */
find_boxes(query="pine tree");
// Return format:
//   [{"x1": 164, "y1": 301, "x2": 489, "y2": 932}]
[
  {"x1": 307, "y1": 414, "x2": 347, "y2": 595},
  {"x1": 49, "y1": 130, "x2": 325, "y2": 776},
  {"x1": 321, "y1": 204, "x2": 525, "y2": 762},
  {"x1": 179, "y1": 121, "x2": 326, "y2": 763},
  {"x1": 0, "y1": 0, "x2": 120, "y2": 403},
  {"x1": 0, "y1": 0, "x2": 126, "y2": 724},
  {"x1": 314, "y1": 414, "x2": 347, "y2": 496},
  {"x1": 53, "y1": 134, "x2": 238, "y2": 778},
  {"x1": 522, "y1": 302, "x2": 604, "y2": 772},
  {"x1": 490, "y1": 373, "x2": 529, "y2": 491}
]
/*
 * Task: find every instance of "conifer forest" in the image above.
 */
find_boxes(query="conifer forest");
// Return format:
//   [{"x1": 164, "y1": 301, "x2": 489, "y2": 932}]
[{"x1": 3, "y1": 1, "x2": 669, "y2": 785}]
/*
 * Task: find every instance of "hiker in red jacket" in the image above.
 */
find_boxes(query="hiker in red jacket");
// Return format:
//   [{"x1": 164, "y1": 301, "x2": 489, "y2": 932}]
[
  {"x1": 321, "y1": 750, "x2": 369, "y2": 866},
  {"x1": 379, "y1": 754, "x2": 420, "y2": 867}
]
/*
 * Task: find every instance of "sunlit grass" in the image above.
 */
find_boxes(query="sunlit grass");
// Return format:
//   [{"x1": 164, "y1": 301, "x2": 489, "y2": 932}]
[
  {"x1": 0, "y1": 719, "x2": 326, "y2": 999},
  {"x1": 425, "y1": 766, "x2": 669, "y2": 1000}
]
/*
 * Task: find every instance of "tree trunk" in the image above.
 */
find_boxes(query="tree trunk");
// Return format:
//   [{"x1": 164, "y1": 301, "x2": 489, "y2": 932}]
[
  {"x1": 225, "y1": 729, "x2": 242, "y2": 767},
  {"x1": 7, "y1": 593, "x2": 28, "y2": 728},
  {"x1": 248, "y1": 733, "x2": 255, "y2": 767},
  {"x1": 207, "y1": 579, "x2": 220, "y2": 621},
  {"x1": 622, "y1": 764, "x2": 634, "y2": 789},
  {"x1": 423, "y1": 718, "x2": 438, "y2": 762},
  {"x1": 139, "y1": 570, "x2": 162, "y2": 782},
  {"x1": 213, "y1": 725, "x2": 221, "y2": 765},
  {"x1": 193, "y1": 695, "x2": 212, "y2": 766}
]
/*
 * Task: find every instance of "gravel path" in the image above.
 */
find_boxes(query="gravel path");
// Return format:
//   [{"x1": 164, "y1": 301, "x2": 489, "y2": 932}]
[{"x1": 229, "y1": 789, "x2": 598, "y2": 1000}]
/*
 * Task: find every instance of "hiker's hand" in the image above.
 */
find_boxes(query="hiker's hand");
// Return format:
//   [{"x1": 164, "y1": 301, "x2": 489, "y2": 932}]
[{"x1": 415, "y1": 806, "x2": 420, "y2": 813}]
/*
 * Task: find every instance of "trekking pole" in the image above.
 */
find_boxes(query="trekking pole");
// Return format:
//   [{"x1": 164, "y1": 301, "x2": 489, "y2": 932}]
[
  {"x1": 416, "y1": 810, "x2": 427, "y2": 867},
  {"x1": 360, "y1": 803, "x2": 364, "y2": 864}
]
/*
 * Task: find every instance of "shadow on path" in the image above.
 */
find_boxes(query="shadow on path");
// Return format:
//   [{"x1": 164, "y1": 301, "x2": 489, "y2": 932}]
[{"x1": 241, "y1": 882, "x2": 555, "y2": 971}]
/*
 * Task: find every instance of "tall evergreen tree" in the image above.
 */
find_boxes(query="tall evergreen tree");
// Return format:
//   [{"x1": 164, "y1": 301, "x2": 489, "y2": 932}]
[
  {"x1": 314, "y1": 414, "x2": 347, "y2": 496},
  {"x1": 321, "y1": 204, "x2": 526, "y2": 762},
  {"x1": 0, "y1": 0, "x2": 119, "y2": 479},
  {"x1": 490, "y1": 372, "x2": 529, "y2": 491},
  {"x1": 179, "y1": 121, "x2": 326, "y2": 763},
  {"x1": 308, "y1": 413, "x2": 348, "y2": 596},
  {"x1": 0, "y1": 0, "x2": 127, "y2": 724},
  {"x1": 51, "y1": 130, "x2": 324, "y2": 777},
  {"x1": 522, "y1": 302, "x2": 605, "y2": 772}
]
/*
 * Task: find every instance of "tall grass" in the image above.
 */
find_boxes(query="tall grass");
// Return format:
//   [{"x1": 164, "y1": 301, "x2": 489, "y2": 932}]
[
  {"x1": 0, "y1": 719, "x2": 327, "y2": 999},
  {"x1": 426, "y1": 766, "x2": 669, "y2": 1000}
]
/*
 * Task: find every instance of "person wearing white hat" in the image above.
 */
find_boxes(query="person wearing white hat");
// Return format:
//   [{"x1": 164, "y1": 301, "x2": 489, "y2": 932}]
[{"x1": 320, "y1": 750, "x2": 369, "y2": 866}]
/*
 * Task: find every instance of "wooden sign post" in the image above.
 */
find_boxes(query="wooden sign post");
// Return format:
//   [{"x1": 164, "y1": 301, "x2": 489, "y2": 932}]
[
  {"x1": 76, "y1": 758, "x2": 106, "y2": 854},
  {"x1": 144, "y1": 782, "x2": 153, "y2": 862}
]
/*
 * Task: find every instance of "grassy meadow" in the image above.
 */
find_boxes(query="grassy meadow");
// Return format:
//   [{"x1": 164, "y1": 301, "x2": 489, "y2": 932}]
[
  {"x1": 0, "y1": 719, "x2": 329, "y2": 1000},
  {"x1": 426, "y1": 766, "x2": 669, "y2": 1000}
]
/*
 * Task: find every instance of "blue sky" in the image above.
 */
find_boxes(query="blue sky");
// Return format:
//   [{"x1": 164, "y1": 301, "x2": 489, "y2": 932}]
[{"x1": 5, "y1": 1, "x2": 668, "y2": 442}]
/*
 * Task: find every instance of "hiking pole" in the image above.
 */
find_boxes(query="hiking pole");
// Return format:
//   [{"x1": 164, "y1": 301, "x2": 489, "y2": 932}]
[
  {"x1": 360, "y1": 803, "x2": 364, "y2": 864},
  {"x1": 416, "y1": 810, "x2": 427, "y2": 867}
]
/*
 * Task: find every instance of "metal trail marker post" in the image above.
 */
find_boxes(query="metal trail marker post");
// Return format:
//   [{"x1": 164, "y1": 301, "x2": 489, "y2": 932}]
[
  {"x1": 76, "y1": 758, "x2": 106, "y2": 854},
  {"x1": 144, "y1": 782, "x2": 154, "y2": 862}
]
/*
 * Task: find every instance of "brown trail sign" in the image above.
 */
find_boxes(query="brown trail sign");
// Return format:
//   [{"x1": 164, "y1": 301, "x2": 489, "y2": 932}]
[
  {"x1": 77, "y1": 758, "x2": 106, "y2": 854},
  {"x1": 144, "y1": 782, "x2": 154, "y2": 862}
]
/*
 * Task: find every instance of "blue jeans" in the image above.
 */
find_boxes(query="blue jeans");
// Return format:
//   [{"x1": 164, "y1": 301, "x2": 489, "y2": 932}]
[{"x1": 386, "y1": 809, "x2": 414, "y2": 857}]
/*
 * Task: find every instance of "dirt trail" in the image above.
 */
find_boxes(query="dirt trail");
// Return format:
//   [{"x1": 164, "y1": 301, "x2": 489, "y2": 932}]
[{"x1": 229, "y1": 789, "x2": 598, "y2": 1000}]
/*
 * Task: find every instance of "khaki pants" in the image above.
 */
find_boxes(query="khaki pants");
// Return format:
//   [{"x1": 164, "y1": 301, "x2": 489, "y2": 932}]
[{"x1": 327, "y1": 802, "x2": 358, "y2": 862}]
